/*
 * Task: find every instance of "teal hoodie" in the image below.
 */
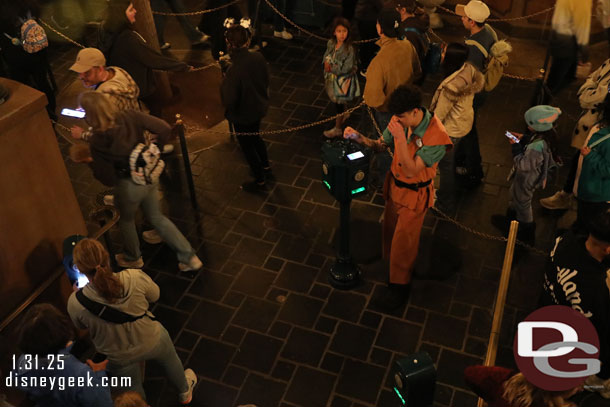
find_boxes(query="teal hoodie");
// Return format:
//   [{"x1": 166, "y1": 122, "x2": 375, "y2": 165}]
[{"x1": 574, "y1": 126, "x2": 610, "y2": 202}]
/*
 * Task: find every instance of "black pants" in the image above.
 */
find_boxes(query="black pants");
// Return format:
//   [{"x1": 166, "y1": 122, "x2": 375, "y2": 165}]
[
  {"x1": 198, "y1": 0, "x2": 242, "y2": 60},
  {"x1": 357, "y1": 20, "x2": 378, "y2": 71},
  {"x1": 233, "y1": 121, "x2": 269, "y2": 183},
  {"x1": 562, "y1": 150, "x2": 580, "y2": 193},
  {"x1": 545, "y1": 34, "x2": 578, "y2": 101}
]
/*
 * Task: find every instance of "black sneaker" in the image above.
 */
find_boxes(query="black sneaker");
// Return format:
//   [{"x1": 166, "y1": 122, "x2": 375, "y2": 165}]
[{"x1": 374, "y1": 283, "x2": 410, "y2": 312}]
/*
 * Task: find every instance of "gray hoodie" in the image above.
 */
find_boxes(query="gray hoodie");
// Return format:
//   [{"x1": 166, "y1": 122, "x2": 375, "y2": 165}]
[{"x1": 67, "y1": 269, "x2": 160, "y2": 364}]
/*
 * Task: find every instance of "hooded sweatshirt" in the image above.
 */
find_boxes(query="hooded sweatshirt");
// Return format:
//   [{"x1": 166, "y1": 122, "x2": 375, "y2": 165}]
[
  {"x1": 9, "y1": 345, "x2": 113, "y2": 407},
  {"x1": 88, "y1": 110, "x2": 171, "y2": 187},
  {"x1": 102, "y1": 28, "x2": 188, "y2": 98},
  {"x1": 430, "y1": 63, "x2": 485, "y2": 139},
  {"x1": 67, "y1": 269, "x2": 161, "y2": 364},
  {"x1": 96, "y1": 66, "x2": 140, "y2": 111}
]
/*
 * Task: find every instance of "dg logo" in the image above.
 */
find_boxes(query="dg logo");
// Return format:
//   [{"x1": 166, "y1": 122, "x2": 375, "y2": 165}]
[{"x1": 514, "y1": 305, "x2": 600, "y2": 391}]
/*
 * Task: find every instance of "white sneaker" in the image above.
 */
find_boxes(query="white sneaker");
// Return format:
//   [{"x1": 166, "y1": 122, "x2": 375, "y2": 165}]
[
  {"x1": 178, "y1": 255, "x2": 203, "y2": 272},
  {"x1": 539, "y1": 190, "x2": 572, "y2": 210},
  {"x1": 160, "y1": 42, "x2": 171, "y2": 50},
  {"x1": 179, "y1": 368, "x2": 197, "y2": 404},
  {"x1": 142, "y1": 230, "x2": 163, "y2": 244},
  {"x1": 103, "y1": 195, "x2": 114, "y2": 206},
  {"x1": 162, "y1": 144, "x2": 174, "y2": 154},
  {"x1": 115, "y1": 254, "x2": 144, "y2": 269},
  {"x1": 323, "y1": 127, "x2": 342, "y2": 138},
  {"x1": 273, "y1": 30, "x2": 293, "y2": 40}
]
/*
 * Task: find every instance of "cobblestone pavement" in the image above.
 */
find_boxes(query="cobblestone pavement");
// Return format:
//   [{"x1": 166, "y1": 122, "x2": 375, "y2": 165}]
[{"x1": 45, "y1": 9, "x2": 597, "y2": 406}]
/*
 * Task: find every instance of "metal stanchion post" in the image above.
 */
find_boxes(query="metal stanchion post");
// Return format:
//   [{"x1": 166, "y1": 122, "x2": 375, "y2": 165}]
[
  {"x1": 476, "y1": 220, "x2": 519, "y2": 407},
  {"x1": 175, "y1": 114, "x2": 198, "y2": 209}
]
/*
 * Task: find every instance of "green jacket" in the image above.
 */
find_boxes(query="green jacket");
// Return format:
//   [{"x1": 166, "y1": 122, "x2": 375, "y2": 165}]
[{"x1": 575, "y1": 126, "x2": 610, "y2": 202}]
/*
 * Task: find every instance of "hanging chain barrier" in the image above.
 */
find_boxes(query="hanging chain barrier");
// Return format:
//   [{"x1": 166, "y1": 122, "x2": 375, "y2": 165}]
[
  {"x1": 429, "y1": 207, "x2": 548, "y2": 256},
  {"x1": 151, "y1": 0, "x2": 241, "y2": 16},
  {"x1": 436, "y1": 4, "x2": 555, "y2": 22},
  {"x1": 40, "y1": 19, "x2": 86, "y2": 48},
  {"x1": 53, "y1": 109, "x2": 548, "y2": 256},
  {"x1": 262, "y1": 0, "x2": 378, "y2": 44}
]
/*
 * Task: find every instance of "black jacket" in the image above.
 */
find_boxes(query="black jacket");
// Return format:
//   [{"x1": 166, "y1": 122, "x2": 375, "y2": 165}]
[
  {"x1": 541, "y1": 231, "x2": 610, "y2": 377},
  {"x1": 89, "y1": 110, "x2": 171, "y2": 186},
  {"x1": 220, "y1": 48, "x2": 269, "y2": 125},
  {"x1": 100, "y1": 29, "x2": 188, "y2": 98}
]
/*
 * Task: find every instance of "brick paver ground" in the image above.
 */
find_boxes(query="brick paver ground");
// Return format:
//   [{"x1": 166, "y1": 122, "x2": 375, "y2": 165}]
[{"x1": 41, "y1": 4, "x2": 607, "y2": 406}]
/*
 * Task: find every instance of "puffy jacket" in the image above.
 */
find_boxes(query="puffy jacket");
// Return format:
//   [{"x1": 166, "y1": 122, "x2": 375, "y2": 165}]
[
  {"x1": 429, "y1": 63, "x2": 485, "y2": 138},
  {"x1": 572, "y1": 59, "x2": 610, "y2": 148}
]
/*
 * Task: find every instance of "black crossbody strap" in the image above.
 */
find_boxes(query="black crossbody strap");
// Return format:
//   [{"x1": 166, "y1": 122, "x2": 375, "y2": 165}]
[{"x1": 76, "y1": 289, "x2": 148, "y2": 324}]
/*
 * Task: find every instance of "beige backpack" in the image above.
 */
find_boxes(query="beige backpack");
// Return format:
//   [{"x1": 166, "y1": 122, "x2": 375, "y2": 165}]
[{"x1": 465, "y1": 24, "x2": 512, "y2": 92}]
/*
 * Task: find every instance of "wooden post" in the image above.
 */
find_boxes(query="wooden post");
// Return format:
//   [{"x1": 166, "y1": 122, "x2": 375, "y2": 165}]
[
  {"x1": 132, "y1": 0, "x2": 173, "y2": 101},
  {"x1": 477, "y1": 220, "x2": 519, "y2": 407}
]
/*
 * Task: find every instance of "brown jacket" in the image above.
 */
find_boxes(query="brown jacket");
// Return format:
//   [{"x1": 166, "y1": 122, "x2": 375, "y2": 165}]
[{"x1": 363, "y1": 37, "x2": 421, "y2": 112}]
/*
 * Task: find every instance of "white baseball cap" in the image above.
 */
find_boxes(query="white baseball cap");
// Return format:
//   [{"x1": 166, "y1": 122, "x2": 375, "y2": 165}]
[{"x1": 456, "y1": 1, "x2": 490, "y2": 23}]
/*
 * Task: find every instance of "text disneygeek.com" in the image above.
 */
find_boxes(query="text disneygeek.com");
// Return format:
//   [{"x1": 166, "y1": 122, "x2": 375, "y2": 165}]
[{"x1": 5, "y1": 372, "x2": 131, "y2": 391}]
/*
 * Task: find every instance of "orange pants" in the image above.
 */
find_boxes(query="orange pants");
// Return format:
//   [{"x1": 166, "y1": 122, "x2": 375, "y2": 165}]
[{"x1": 382, "y1": 185, "x2": 429, "y2": 285}]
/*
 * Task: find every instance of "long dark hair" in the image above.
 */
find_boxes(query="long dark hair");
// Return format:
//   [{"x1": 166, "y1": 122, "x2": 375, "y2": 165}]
[
  {"x1": 441, "y1": 42, "x2": 468, "y2": 78},
  {"x1": 377, "y1": 8, "x2": 401, "y2": 38},
  {"x1": 329, "y1": 17, "x2": 352, "y2": 48}
]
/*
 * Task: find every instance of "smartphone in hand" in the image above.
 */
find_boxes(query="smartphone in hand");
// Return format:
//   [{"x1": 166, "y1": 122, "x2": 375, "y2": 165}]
[
  {"x1": 61, "y1": 108, "x2": 86, "y2": 119},
  {"x1": 505, "y1": 131, "x2": 520, "y2": 143}
]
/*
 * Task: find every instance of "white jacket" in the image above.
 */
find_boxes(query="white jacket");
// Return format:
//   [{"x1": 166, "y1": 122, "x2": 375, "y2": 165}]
[{"x1": 430, "y1": 63, "x2": 485, "y2": 139}]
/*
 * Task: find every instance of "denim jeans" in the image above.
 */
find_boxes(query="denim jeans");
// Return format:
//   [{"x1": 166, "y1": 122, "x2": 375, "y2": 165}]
[
  {"x1": 436, "y1": 136, "x2": 461, "y2": 214},
  {"x1": 273, "y1": 0, "x2": 286, "y2": 31},
  {"x1": 151, "y1": 0, "x2": 201, "y2": 43},
  {"x1": 108, "y1": 326, "x2": 188, "y2": 399},
  {"x1": 115, "y1": 179, "x2": 195, "y2": 264}
]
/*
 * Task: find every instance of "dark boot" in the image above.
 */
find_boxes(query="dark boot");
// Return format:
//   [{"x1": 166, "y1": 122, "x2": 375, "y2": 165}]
[{"x1": 375, "y1": 283, "x2": 411, "y2": 312}]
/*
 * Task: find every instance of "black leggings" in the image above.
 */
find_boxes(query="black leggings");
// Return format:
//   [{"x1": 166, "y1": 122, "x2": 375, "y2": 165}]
[{"x1": 233, "y1": 121, "x2": 269, "y2": 183}]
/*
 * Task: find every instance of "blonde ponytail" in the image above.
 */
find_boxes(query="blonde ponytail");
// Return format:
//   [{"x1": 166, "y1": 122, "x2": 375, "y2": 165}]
[{"x1": 73, "y1": 239, "x2": 123, "y2": 303}]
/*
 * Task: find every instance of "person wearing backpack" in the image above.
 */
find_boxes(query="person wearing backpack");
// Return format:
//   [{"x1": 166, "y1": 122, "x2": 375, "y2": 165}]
[
  {"x1": 491, "y1": 106, "x2": 561, "y2": 245},
  {"x1": 393, "y1": 0, "x2": 431, "y2": 84},
  {"x1": 573, "y1": 97, "x2": 610, "y2": 233},
  {"x1": 430, "y1": 43, "x2": 484, "y2": 215},
  {"x1": 75, "y1": 91, "x2": 202, "y2": 272},
  {"x1": 540, "y1": 60, "x2": 610, "y2": 213},
  {"x1": 0, "y1": 0, "x2": 56, "y2": 120},
  {"x1": 67, "y1": 238, "x2": 198, "y2": 404}
]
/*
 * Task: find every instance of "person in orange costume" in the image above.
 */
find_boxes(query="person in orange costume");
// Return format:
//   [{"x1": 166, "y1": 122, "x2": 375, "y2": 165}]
[{"x1": 345, "y1": 84, "x2": 452, "y2": 310}]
